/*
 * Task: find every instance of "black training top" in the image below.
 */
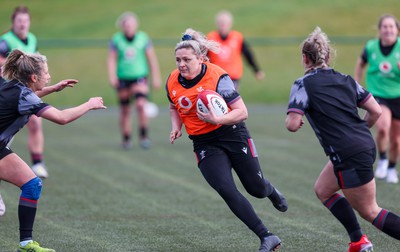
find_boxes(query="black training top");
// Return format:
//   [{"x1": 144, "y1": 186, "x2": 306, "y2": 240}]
[
  {"x1": 287, "y1": 68, "x2": 374, "y2": 160},
  {"x1": 0, "y1": 79, "x2": 50, "y2": 150}
]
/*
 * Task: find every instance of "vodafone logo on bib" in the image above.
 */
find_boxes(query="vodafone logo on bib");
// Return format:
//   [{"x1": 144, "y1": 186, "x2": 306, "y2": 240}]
[
  {"x1": 379, "y1": 61, "x2": 392, "y2": 73},
  {"x1": 178, "y1": 96, "x2": 193, "y2": 114}
]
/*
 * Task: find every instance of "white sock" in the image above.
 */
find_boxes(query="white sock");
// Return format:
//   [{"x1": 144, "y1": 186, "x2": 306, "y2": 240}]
[{"x1": 20, "y1": 240, "x2": 33, "y2": 247}]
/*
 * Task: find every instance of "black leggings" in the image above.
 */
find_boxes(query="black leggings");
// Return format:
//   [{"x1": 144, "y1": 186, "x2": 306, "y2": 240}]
[{"x1": 195, "y1": 133, "x2": 274, "y2": 236}]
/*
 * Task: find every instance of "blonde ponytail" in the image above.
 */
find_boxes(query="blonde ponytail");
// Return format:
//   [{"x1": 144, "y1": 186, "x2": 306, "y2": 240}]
[
  {"x1": 2, "y1": 49, "x2": 47, "y2": 87},
  {"x1": 175, "y1": 28, "x2": 220, "y2": 61},
  {"x1": 302, "y1": 27, "x2": 335, "y2": 73}
]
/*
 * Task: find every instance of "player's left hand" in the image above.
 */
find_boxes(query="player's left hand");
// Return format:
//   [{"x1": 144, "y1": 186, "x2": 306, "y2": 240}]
[
  {"x1": 255, "y1": 71, "x2": 265, "y2": 81},
  {"x1": 53, "y1": 79, "x2": 78, "y2": 92}
]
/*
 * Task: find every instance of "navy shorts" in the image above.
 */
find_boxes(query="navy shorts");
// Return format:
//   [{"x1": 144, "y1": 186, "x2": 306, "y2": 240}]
[
  {"x1": 118, "y1": 77, "x2": 147, "y2": 91},
  {"x1": 375, "y1": 96, "x2": 400, "y2": 120},
  {"x1": 330, "y1": 149, "x2": 375, "y2": 189},
  {"x1": 0, "y1": 147, "x2": 13, "y2": 160}
]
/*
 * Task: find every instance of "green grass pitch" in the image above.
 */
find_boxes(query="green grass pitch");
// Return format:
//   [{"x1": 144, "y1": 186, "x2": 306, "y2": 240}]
[
  {"x1": 0, "y1": 106, "x2": 399, "y2": 251},
  {"x1": 1, "y1": 0, "x2": 400, "y2": 251}
]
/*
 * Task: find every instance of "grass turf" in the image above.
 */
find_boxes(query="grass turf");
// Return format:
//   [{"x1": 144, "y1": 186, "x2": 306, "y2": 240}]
[{"x1": 0, "y1": 105, "x2": 399, "y2": 251}]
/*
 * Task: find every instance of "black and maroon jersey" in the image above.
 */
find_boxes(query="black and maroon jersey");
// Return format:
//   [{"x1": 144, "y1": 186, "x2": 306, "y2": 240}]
[
  {"x1": 0, "y1": 79, "x2": 51, "y2": 150},
  {"x1": 287, "y1": 68, "x2": 374, "y2": 160}
]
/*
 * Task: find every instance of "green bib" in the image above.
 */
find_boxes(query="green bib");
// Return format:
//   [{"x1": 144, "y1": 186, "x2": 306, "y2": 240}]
[
  {"x1": 1, "y1": 31, "x2": 37, "y2": 53},
  {"x1": 111, "y1": 31, "x2": 150, "y2": 79},
  {"x1": 365, "y1": 38, "x2": 400, "y2": 98}
]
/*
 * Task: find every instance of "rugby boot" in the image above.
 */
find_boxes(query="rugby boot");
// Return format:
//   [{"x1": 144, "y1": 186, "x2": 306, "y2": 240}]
[
  {"x1": 17, "y1": 241, "x2": 55, "y2": 252},
  {"x1": 259, "y1": 234, "x2": 282, "y2": 252},
  {"x1": 348, "y1": 235, "x2": 373, "y2": 252},
  {"x1": 268, "y1": 188, "x2": 288, "y2": 212}
]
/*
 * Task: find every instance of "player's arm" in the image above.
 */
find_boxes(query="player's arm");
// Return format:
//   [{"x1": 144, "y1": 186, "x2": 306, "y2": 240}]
[
  {"x1": 354, "y1": 48, "x2": 368, "y2": 83},
  {"x1": 107, "y1": 43, "x2": 118, "y2": 88},
  {"x1": 285, "y1": 112, "x2": 304, "y2": 132},
  {"x1": 286, "y1": 80, "x2": 307, "y2": 132},
  {"x1": 146, "y1": 44, "x2": 162, "y2": 90},
  {"x1": 242, "y1": 40, "x2": 264, "y2": 81},
  {"x1": 169, "y1": 103, "x2": 183, "y2": 144},
  {"x1": 40, "y1": 97, "x2": 106, "y2": 125},
  {"x1": 199, "y1": 75, "x2": 247, "y2": 125},
  {"x1": 200, "y1": 97, "x2": 248, "y2": 125},
  {"x1": 359, "y1": 95, "x2": 382, "y2": 128},
  {"x1": 35, "y1": 79, "x2": 78, "y2": 98}
]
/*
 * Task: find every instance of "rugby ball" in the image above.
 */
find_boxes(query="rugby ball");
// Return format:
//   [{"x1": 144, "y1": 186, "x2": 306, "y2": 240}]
[{"x1": 197, "y1": 90, "x2": 228, "y2": 116}]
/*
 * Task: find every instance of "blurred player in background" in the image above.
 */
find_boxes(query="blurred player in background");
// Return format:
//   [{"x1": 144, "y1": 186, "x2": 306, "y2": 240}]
[
  {"x1": 207, "y1": 10, "x2": 265, "y2": 90},
  {"x1": 354, "y1": 14, "x2": 400, "y2": 184},
  {"x1": 1, "y1": 49, "x2": 106, "y2": 252},
  {"x1": 107, "y1": 12, "x2": 162, "y2": 150},
  {"x1": 0, "y1": 6, "x2": 49, "y2": 178},
  {"x1": 286, "y1": 27, "x2": 400, "y2": 252},
  {"x1": 167, "y1": 28, "x2": 287, "y2": 252}
]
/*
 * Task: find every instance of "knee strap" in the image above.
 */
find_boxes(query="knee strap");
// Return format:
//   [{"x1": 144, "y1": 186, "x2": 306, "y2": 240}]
[
  {"x1": 119, "y1": 98, "x2": 131, "y2": 106},
  {"x1": 20, "y1": 177, "x2": 42, "y2": 200},
  {"x1": 134, "y1": 92, "x2": 148, "y2": 99}
]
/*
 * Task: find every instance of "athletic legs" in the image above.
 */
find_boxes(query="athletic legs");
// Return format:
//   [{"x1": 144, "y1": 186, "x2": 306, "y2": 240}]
[
  {"x1": 196, "y1": 146, "x2": 271, "y2": 239},
  {"x1": 314, "y1": 161, "x2": 364, "y2": 242}
]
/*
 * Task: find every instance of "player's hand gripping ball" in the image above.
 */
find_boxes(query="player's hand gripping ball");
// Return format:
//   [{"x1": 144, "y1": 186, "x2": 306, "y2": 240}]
[{"x1": 196, "y1": 90, "x2": 228, "y2": 116}]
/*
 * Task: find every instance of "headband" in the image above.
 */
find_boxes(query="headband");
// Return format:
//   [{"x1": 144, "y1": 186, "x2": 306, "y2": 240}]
[{"x1": 181, "y1": 34, "x2": 192, "y2": 41}]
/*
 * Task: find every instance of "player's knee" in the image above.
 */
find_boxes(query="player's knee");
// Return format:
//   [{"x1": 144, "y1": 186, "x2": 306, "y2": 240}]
[
  {"x1": 357, "y1": 208, "x2": 379, "y2": 222},
  {"x1": 135, "y1": 97, "x2": 148, "y2": 112},
  {"x1": 20, "y1": 177, "x2": 43, "y2": 200},
  {"x1": 390, "y1": 140, "x2": 400, "y2": 151},
  {"x1": 314, "y1": 183, "x2": 330, "y2": 202}
]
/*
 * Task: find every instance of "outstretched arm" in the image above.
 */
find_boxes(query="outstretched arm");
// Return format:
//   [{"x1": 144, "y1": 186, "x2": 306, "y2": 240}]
[
  {"x1": 36, "y1": 79, "x2": 78, "y2": 98},
  {"x1": 40, "y1": 97, "x2": 106, "y2": 125}
]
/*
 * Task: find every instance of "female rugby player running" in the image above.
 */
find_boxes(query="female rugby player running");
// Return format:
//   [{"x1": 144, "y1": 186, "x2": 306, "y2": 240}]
[
  {"x1": 167, "y1": 28, "x2": 287, "y2": 252},
  {"x1": 0, "y1": 49, "x2": 105, "y2": 252},
  {"x1": 286, "y1": 27, "x2": 400, "y2": 252}
]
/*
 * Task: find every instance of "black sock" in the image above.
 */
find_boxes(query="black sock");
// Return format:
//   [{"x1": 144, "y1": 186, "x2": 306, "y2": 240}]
[
  {"x1": 373, "y1": 209, "x2": 400, "y2": 240},
  {"x1": 18, "y1": 200, "x2": 37, "y2": 242},
  {"x1": 123, "y1": 134, "x2": 131, "y2": 142},
  {"x1": 324, "y1": 193, "x2": 362, "y2": 242},
  {"x1": 31, "y1": 153, "x2": 42, "y2": 165},
  {"x1": 140, "y1": 127, "x2": 147, "y2": 139},
  {"x1": 379, "y1": 152, "x2": 387, "y2": 160},
  {"x1": 388, "y1": 161, "x2": 396, "y2": 169}
]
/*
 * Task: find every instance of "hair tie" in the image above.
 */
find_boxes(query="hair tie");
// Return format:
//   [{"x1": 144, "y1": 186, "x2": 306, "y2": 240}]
[{"x1": 181, "y1": 34, "x2": 192, "y2": 41}]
